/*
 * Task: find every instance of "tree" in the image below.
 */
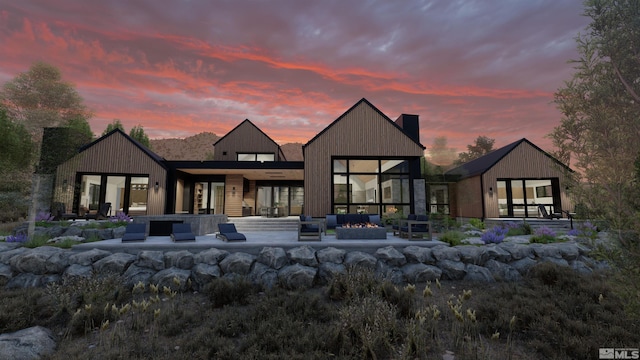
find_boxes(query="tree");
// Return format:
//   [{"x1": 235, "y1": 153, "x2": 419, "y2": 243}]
[
  {"x1": 549, "y1": 0, "x2": 640, "y2": 238},
  {"x1": 0, "y1": 61, "x2": 91, "y2": 140},
  {"x1": 427, "y1": 136, "x2": 457, "y2": 167},
  {"x1": 455, "y1": 136, "x2": 495, "y2": 165},
  {"x1": 129, "y1": 124, "x2": 151, "y2": 148},
  {"x1": 102, "y1": 119, "x2": 125, "y2": 136},
  {"x1": 0, "y1": 105, "x2": 34, "y2": 189}
]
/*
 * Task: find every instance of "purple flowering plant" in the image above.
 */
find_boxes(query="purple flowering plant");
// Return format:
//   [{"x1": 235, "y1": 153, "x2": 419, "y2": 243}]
[
  {"x1": 481, "y1": 226, "x2": 509, "y2": 244},
  {"x1": 6, "y1": 233, "x2": 28, "y2": 243},
  {"x1": 110, "y1": 212, "x2": 132, "y2": 224},
  {"x1": 35, "y1": 211, "x2": 55, "y2": 222}
]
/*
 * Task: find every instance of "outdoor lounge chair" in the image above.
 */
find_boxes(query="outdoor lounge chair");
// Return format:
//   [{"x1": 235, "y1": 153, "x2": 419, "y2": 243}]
[
  {"x1": 538, "y1": 205, "x2": 562, "y2": 219},
  {"x1": 298, "y1": 215, "x2": 323, "y2": 241},
  {"x1": 85, "y1": 202, "x2": 111, "y2": 220},
  {"x1": 216, "y1": 223, "x2": 246, "y2": 242},
  {"x1": 52, "y1": 202, "x2": 77, "y2": 221},
  {"x1": 121, "y1": 223, "x2": 147, "y2": 242},
  {"x1": 399, "y1": 214, "x2": 432, "y2": 240},
  {"x1": 171, "y1": 223, "x2": 196, "y2": 242},
  {"x1": 393, "y1": 214, "x2": 416, "y2": 236}
]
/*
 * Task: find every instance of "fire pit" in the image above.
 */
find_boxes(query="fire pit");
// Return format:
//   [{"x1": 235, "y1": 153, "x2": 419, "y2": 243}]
[{"x1": 335, "y1": 223, "x2": 387, "y2": 240}]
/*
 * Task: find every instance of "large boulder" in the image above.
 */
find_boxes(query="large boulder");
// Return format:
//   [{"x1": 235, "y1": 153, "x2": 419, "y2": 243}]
[
  {"x1": 530, "y1": 243, "x2": 562, "y2": 259},
  {"x1": 247, "y1": 262, "x2": 278, "y2": 289},
  {"x1": 191, "y1": 263, "x2": 222, "y2": 290},
  {"x1": 375, "y1": 261, "x2": 404, "y2": 284},
  {"x1": 135, "y1": 251, "x2": 165, "y2": 271},
  {"x1": 375, "y1": 246, "x2": 406, "y2": 267},
  {"x1": 62, "y1": 264, "x2": 93, "y2": 280},
  {"x1": 164, "y1": 250, "x2": 195, "y2": 270},
  {"x1": 218, "y1": 252, "x2": 255, "y2": 275},
  {"x1": 150, "y1": 267, "x2": 192, "y2": 292},
  {"x1": 463, "y1": 264, "x2": 495, "y2": 282},
  {"x1": 551, "y1": 242, "x2": 580, "y2": 261},
  {"x1": 257, "y1": 247, "x2": 289, "y2": 269},
  {"x1": 0, "y1": 326, "x2": 56, "y2": 359},
  {"x1": 62, "y1": 225, "x2": 84, "y2": 238},
  {"x1": 0, "y1": 247, "x2": 29, "y2": 265},
  {"x1": 316, "y1": 247, "x2": 346, "y2": 264},
  {"x1": 438, "y1": 260, "x2": 467, "y2": 280},
  {"x1": 455, "y1": 246, "x2": 489, "y2": 265},
  {"x1": 485, "y1": 245, "x2": 512, "y2": 262},
  {"x1": 401, "y1": 263, "x2": 442, "y2": 283},
  {"x1": 344, "y1": 251, "x2": 377, "y2": 270},
  {"x1": 402, "y1": 246, "x2": 435, "y2": 264},
  {"x1": 510, "y1": 257, "x2": 538, "y2": 275},
  {"x1": 194, "y1": 248, "x2": 229, "y2": 264},
  {"x1": 10, "y1": 246, "x2": 69, "y2": 275},
  {"x1": 286, "y1": 246, "x2": 318, "y2": 267},
  {"x1": 431, "y1": 246, "x2": 461, "y2": 262},
  {"x1": 484, "y1": 259, "x2": 522, "y2": 282},
  {"x1": 498, "y1": 243, "x2": 533, "y2": 260},
  {"x1": 92, "y1": 253, "x2": 137, "y2": 275},
  {"x1": 122, "y1": 265, "x2": 157, "y2": 288},
  {"x1": 68, "y1": 249, "x2": 112, "y2": 266},
  {"x1": 278, "y1": 264, "x2": 317, "y2": 289},
  {"x1": 317, "y1": 262, "x2": 347, "y2": 284}
]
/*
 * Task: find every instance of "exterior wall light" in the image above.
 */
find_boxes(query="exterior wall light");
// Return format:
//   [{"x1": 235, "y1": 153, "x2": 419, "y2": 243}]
[
  {"x1": 155, "y1": 181, "x2": 159, "y2": 191},
  {"x1": 489, "y1": 187, "x2": 493, "y2": 196}
]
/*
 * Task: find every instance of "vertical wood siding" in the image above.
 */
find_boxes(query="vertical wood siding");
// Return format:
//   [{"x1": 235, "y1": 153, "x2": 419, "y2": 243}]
[
  {"x1": 224, "y1": 174, "x2": 244, "y2": 216},
  {"x1": 304, "y1": 103, "x2": 425, "y2": 217},
  {"x1": 213, "y1": 122, "x2": 280, "y2": 161},
  {"x1": 55, "y1": 132, "x2": 167, "y2": 215},
  {"x1": 452, "y1": 176, "x2": 483, "y2": 218},
  {"x1": 482, "y1": 142, "x2": 572, "y2": 218}
]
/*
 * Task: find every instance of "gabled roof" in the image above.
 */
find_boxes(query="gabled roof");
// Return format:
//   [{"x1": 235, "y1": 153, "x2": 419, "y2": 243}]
[
  {"x1": 79, "y1": 128, "x2": 167, "y2": 168},
  {"x1": 303, "y1": 98, "x2": 426, "y2": 150},
  {"x1": 445, "y1": 138, "x2": 572, "y2": 180},
  {"x1": 213, "y1": 119, "x2": 286, "y2": 160}
]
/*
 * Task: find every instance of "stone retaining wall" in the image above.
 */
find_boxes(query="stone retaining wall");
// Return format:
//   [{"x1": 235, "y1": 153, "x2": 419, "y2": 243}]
[{"x1": 0, "y1": 241, "x2": 605, "y2": 291}]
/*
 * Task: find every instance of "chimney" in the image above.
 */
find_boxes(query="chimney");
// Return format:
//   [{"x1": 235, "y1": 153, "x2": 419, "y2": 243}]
[{"x1": 395, "y1": 114, "x2": 420, "y2": 143}]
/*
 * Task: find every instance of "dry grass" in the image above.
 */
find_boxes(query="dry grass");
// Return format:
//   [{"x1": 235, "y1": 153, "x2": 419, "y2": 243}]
[{"x1": 0, "y1": 264, "x2": 638, "y2": 360}]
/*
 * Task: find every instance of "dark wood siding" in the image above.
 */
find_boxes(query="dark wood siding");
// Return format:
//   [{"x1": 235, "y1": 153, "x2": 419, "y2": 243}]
[
  {"x1": 55, "y1": 132, "x2": 167, "y2": 215},
  {"x1": 303, "y1": 102, "x2": 425, "y2": 216},
  {"x1": 213, "y1": 121, "x2": 281, "y2": 161},
  {"x1": 482, "y1": 141, "x2": 572, "y2": 218}
]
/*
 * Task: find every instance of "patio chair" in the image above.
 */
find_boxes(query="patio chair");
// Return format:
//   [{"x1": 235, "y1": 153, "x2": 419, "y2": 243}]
[
  {"x1": 121, "y1": 223, "x2": 147, "y2": 242},
  {"x1": 52, "y1": 202, "x2": 77, "y2": 221},
  {"x1": 399, "y1": 214, "x2": 432, "y2": 240},
  {"x1": 216, "y1": 223, "x2": 246, "y2": 242},
  {"x1": 538, "y1": 205, "x2": 562, "y2": 219},
  {"x1": 298, "y1": 215, "x2": 323, "y2": 241},
  {"x1": 393, "y1": 214, "x2": 416, "y2": 236},
  {"x1": 171, "y1": 223, "x2": 196, "y2": 242},
  {"x1": 85, "y1": 202, "x2": 111, "y2": 220}
]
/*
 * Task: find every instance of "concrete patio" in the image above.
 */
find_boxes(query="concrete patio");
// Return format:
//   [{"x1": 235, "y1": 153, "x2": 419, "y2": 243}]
[{"x1": 71, "y1": 231, "x2": 447, "y2": 255}]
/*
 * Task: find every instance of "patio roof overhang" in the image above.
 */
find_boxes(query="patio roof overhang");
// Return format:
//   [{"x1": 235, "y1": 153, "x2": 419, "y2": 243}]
[{"x1": 166, "y1": 160, "x2": 304, "y2": 181}]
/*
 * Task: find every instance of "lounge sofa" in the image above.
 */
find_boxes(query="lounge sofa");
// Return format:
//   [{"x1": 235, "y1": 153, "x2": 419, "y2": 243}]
[{"x1": 325, "y1": 213, "x2": 382, "y2": 231}]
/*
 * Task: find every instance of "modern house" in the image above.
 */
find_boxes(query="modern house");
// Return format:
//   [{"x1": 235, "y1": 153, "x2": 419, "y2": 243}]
[
  {"x1": 48, "y1": 99, "x2": 573, "y2": 222},
  {"x1": 445, "y1": 138, "x2": 574, "y2": 220}
]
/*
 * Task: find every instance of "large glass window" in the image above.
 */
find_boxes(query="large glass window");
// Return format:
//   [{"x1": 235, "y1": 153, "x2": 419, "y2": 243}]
[
  {"x1": 78, "y1": 174, "x2": 149, "y2": 216},
  {"x1": 332, "y1": 158, "x2": 410, "y2": 214},
  {"x1": 195, "y1": 181, "x2": 225, "y2": 214},
  {"x1": 496, "y1": 178, "x2": 560, "y2": 217},
  {"x1": 429, "y1": 184, "x2": 450, "y2": 214}
]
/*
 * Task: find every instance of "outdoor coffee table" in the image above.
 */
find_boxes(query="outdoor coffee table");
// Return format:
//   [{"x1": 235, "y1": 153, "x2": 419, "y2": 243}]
[{"x1": 335, "y1": 226, "x2": 387, "y2": 239}]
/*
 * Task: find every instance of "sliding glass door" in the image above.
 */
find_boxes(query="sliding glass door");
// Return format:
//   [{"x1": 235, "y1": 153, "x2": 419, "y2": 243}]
[{"x1": 497, "y1": 178, "x2": 560, "y2": 217}]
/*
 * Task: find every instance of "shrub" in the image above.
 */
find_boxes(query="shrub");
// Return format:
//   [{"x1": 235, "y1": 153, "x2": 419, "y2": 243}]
[
  {"x1": 204, "y1": 278, "x2": 257, "y2": 308},
  {"x1": 481, "y1": 226, "x2": 508, "y2": 244},
  {"x1": 530, "y1": 226, "x2": 561, "y2": 244},
  {"x1": 468, "y1": 218, "x2": 484, "y2": 230},
  {"x1": 439, "y1": 230, "x2": 466, "y2": 246}
]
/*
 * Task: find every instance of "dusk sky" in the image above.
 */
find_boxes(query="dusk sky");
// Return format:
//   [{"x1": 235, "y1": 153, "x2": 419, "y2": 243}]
[{"x1": 0, "y1": 0, "x2": 590, "y2": 153}]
